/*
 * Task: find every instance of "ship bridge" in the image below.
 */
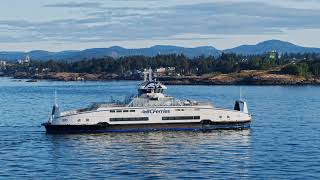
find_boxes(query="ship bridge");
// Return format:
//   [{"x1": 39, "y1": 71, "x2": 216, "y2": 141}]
[
  {"x1": 138, "y1": 68, "x2": 167, "y2": 96},
  {"x1": 127, "y1": 96, "x2": 210, "y2": 107}
]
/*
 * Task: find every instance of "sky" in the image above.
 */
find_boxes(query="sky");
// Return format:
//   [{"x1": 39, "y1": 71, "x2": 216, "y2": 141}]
[{"x1": 0, "y1": 0, "x2": 320, "y2": 51}]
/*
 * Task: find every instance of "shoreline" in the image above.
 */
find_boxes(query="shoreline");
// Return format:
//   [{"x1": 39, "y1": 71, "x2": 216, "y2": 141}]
[{"x1": 3, "y1": 71, "x2": 320, "y2": 85}]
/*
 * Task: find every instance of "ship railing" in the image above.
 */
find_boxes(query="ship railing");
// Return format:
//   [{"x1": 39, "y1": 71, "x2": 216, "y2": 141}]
[
  {"x1": 96, "y1": 103, "x2": 126, "y2": 108},
  {"x1": 59, "y1": 102, "x2": 127, "y2": 116},
  {"x1": 127, "y1": 97, "x2": 212, "y2": 107},
  {"x1": 85, "y1": 102, "x2": 127, "y2": 110},
  {"x1": 60, "y1": 110, "x2": 78, "y2": 116}
]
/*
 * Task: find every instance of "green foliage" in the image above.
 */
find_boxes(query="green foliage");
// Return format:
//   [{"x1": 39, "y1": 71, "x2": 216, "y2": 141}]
[
  {"x1": 281, "y1": 63, "x2": 311, "y2": 77},
  {"x1": 5, "y1": 52, "x2": 320, "y2": 78},
  {"x1": 311, "y1": 63, "x2": 320, "y2": 77},
  {"x1": 281, "y1": 64, "x2": 300, "y2": 75}
]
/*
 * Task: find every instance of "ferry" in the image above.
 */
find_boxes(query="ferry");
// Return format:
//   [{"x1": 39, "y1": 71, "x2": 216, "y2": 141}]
[{"x1": 43, "y1": 69, "x2": 251, "y2": 133}]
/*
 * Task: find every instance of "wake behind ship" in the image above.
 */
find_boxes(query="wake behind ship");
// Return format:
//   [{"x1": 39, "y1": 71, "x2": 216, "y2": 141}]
[{"x1": 43, "y1": 69, "x2": 251, "y2": 133}]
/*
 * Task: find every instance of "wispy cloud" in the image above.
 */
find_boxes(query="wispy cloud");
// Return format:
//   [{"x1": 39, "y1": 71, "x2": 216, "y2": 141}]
[
  {"x1": 1, "y1": 1, "x2": 320, "y2": 45},
  {"x1": 44, "y1": 2, "x2": 103, "y2": 8}
]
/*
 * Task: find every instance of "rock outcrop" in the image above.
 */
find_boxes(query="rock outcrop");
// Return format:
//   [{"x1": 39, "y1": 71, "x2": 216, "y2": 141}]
[{"x1": 10, "y1": 70, "x2": 320, "y2": 85}]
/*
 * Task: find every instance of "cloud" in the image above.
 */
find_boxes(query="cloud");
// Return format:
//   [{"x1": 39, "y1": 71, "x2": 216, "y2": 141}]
[
  {"x1": 1, "y1": 1, "x2": 320, "y2": 44},
  {"x1": 44, "y1": 2, "x2": 103, "y2": 8}
]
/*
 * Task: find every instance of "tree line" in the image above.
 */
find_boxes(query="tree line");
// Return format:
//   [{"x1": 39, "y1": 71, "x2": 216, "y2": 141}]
[{"x1": 6, "y1": 52, "x2": 320, "y2": 78}]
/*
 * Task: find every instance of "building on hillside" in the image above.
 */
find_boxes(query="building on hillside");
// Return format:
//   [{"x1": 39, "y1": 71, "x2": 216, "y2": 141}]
[
  {"x1": 124, "y1": 69, "x2": 143, "y2": 79},
  {"x1": 0, "y1": 60, "x2": 6, "y2": 66},
  {"x1": 156, "y1": 67, "x2": 176, "y2": 76},
  {"x1": 18, "y1": 55, "x2": 31, "y2": 64},
  {"x1": 267, "y1": 50, "x2": 280, "y2": 60},
  {"x1": 156, "y1": 67, "x2": 166, "y2": 74},
  {"x1": 0, "y1": 60, "x2": 6, "y2": 70}
]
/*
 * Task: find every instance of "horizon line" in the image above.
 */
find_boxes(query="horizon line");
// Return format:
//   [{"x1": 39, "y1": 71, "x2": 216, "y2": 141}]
[{"x1": 0, "y1": 39, "x2": 318, "y2": 53}]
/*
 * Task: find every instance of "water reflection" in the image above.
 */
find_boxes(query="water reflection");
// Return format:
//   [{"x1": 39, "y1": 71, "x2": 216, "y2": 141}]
[
  {"x1": 1, "y1": 79, "x2": 320, "y2": 179},
  {"x1": 45, "y1": 130, "x2": 251, "y2": 179}
]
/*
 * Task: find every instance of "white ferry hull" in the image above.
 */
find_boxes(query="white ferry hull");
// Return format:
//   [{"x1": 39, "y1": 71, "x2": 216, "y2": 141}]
[{"x1": 43, "y1": 69, "x2": 252, "y2": 134}]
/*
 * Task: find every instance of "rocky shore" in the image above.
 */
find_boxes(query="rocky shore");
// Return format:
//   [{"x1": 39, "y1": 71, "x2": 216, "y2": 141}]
[
  {"x1": 162, "y1": 70, "x2": 320, "y2": 85},
  {"x1": 13, "y1": 72, "x2": 129, "y2": 81},
  {"x1": 8, "y1": 70, "x2": 320, "y2": 85}
]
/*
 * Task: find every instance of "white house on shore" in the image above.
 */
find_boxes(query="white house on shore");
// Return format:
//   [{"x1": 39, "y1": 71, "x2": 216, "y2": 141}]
[
  {"x1": 0, "y1": 60, "x2": 6, "y2": 70},
  {"x1": 18, "y1": 55, "x2": 31, "y2": 64}
]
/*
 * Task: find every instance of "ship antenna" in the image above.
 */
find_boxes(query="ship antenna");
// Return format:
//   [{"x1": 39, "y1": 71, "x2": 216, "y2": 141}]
[
  {"x1": 49, "y1": 90, "x2": 59, "y2": 123},
  {"x1": 143, "y1": 69, "x2": 147, "y2": 82},
  {"x1": 148, "y1": 67, "x2": 152, "y2": 81},
  {"x1": 54, "y1": 90, "x2": 58, "y2": 106}
]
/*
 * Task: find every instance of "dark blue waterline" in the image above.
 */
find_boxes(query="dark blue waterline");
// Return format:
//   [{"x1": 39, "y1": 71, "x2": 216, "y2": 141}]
[{"x1": 45, "y1": 123, "x2": 251, "y2": 134}]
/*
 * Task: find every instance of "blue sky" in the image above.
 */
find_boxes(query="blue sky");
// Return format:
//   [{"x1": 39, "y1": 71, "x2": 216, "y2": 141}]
[{"x1": 1, "y1": 0, "x2": 320, "y2": 51}]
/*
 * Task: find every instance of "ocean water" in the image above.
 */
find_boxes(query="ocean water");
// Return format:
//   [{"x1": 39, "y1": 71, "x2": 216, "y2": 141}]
[{"x1": 0, "y1": 77, "x2": 319, "y2": 179}]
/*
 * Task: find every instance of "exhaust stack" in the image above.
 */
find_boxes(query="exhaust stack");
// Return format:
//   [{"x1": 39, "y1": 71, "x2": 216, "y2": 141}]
[
  {"x1": 234, "y1": 100, "x2": 248, "y2": 114},
  {"x1": 49, "y1": 91, "x2": 60, "y2": 123}
]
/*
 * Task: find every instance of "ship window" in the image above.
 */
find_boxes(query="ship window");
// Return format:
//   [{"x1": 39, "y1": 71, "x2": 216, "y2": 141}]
[
  {"x1": 227, "y1": 116, "x2": 230, "y2": 118},
  {"x1": 123, "y1": 110, "x2": 129, "y2": 112},
  {"x1": 219, "y1": 116, "x2": 222, "y2": 118},
  {"x1": 77, "y1": 119, "x2": 81, "y2": 122},
  {"x1": 62, "y1": 119, "x2": 68, "y2": 122},
  {"x1": 110, "y1": 110, "x2": 115, "y2": 113},
  {"x1": 130, "y1": 110, "x2": 135, "y2": 112},
  {"x1": 162, "y1": 116, "x2": 200, "y2": 120},
  {"x1": 86, "y1": 119, "x2": 89, "y2": 122},
  {"x1": 110, "y1": 117, "x2": 148, "y2": 121},
  {"x1": 116, "y1": 110, "x2": 122, "y2": 112}
]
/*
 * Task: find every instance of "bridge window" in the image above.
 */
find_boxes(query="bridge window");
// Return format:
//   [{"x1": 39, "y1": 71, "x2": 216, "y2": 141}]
[
  {"x1": 130, "y1": 110, "x2": 135, "y2": 112},
  {"x1": 123, "y1": 110, "x2": 129, "y2": 112},
  {"x1": 116, "y1": 110, "x2": 122, "y2": 112},
  {"x1": 110, "y1": 117, "x2": 148, "y2": 121},
  {"x1": 175, "y1": 109, "x2": 185, "y2": 111},
  {"x1": 162, "y1": 116, "x2": 200, "y2": 120},
  {"x1": 110, "y1": 110, "x2": 115, "y2": 113},
  {"x1": 62, "y1": 119, "x2": 68, "y2": 122}
]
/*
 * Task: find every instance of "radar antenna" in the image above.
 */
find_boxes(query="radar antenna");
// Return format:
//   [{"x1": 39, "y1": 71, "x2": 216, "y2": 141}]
[
  {"x1": 49, "y1": 90, "x2": 60, "y2": 123},
  {"x1": 143, "y1": 69, "x2": 148, "y2": 82},
  {"x1": 148, "y1": 67, "x2": 152, "y2": 81},
  {"x1": 54, "y1": 90, "x2": 58, "y2": 106}
]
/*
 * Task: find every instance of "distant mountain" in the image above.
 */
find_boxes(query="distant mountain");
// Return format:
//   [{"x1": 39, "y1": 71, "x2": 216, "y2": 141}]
[
  {"x1": 0, "y1": 45, "x2": 221, "y2": 62},
  {"x1": 1, "y1": 40, "x2": 320, "y2": 61},
  {"x1": 224, "y1": 40, "x2": 320, "y2": 55}
]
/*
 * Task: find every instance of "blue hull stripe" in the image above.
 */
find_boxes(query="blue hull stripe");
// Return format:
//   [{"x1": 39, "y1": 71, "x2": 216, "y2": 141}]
[{"x1": 44, "y1": 122, "x2": 250, "y2": 134}]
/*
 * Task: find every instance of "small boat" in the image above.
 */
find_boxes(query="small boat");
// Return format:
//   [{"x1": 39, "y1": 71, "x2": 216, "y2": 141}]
[
  {"x1": 26, "y1": 79, "x2": 38, "y2": 82},
  {"x1": 42, "y1": 69, "x2": 251, "y2": 133}
]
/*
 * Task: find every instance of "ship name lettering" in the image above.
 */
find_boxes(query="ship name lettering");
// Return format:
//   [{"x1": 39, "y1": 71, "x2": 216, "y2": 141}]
[{"x1": 142, "y1": 109, "x2": 170, "y2": 114}]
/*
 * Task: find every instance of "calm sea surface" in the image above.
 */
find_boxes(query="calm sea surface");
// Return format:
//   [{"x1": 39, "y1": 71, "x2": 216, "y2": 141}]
[{"x1": 0, "y1": 77, "x2": 319, "y2": 179}]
